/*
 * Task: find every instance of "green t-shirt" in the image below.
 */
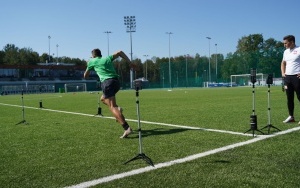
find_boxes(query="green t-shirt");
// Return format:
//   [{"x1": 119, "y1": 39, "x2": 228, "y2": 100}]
[{"x1": 86, "y1": 55, "x2": 119, "y2": 82}]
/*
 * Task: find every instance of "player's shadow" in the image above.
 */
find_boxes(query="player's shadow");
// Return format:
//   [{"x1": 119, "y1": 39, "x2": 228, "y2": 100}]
[{"x1": 130, "y1": 128, "x2": 191, "y2": 138}]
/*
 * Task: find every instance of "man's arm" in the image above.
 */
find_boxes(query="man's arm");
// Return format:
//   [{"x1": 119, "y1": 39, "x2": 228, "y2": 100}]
[
  {"x1": 84, "y1": 69, "x2": 90, "y2": 79},
  {"x1": 112, "y1": 51, "x2": 131, "y2": 63},
  {"x1": 281, "y1": 60, "x2": 286, "y2": 77}
]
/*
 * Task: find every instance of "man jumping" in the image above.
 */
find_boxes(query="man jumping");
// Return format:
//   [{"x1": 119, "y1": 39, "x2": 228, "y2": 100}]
[{"x1": 84, "y1": 48, "x2": 132, "y2": 138}]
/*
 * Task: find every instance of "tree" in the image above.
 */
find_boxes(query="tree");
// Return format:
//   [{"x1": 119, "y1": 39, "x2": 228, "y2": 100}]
[
  {"x1": 40, "y1": 53, "x2": 49, "y2": 63},
  {"x1": 235, "y1": 34, "x2": 264, "y2": 72},
  {"x1": 3, "y1": 44, "x2": 19, "y2": 65},
  {"x1": 221, "y1": 34, "x2": 284, "y2": 80},
  {"x1": 0, "y1": 50, "x2": 4, "y2": 64},
  {"x1": 259, "y1": 38, "x2": 284, "y2": 76},
  {"x1": 19, "y1": 47, "x2": 39, "y2": 65}
]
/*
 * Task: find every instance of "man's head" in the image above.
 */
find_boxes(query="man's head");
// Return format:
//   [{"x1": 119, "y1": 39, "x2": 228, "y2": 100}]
[
  {"x1": 283, "y1": 35, "x2": 296, "y2": 49},
  {"x1": 91, "y1": 49, "x2": 102, "y2": 58}
]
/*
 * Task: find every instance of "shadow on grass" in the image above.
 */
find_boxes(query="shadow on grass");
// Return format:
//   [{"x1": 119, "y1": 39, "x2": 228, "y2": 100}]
[
  {"x1": 214, "y1": 160, "x2": 231, "y2": 163},
  {"x1": 128, "y1": 128, "x2": 191, "y2": 138}
]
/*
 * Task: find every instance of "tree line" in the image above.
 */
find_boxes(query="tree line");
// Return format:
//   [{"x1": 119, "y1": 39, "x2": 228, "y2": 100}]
[
  {"x1": 0, "y1": 44, "x2": 86, "y2": 66},
  {"x1": 115, "y1": 34, "x2": 284, "y2": 87},
  {"x1": 0, "y1": 34, "x2": 284, "y2": 86}
]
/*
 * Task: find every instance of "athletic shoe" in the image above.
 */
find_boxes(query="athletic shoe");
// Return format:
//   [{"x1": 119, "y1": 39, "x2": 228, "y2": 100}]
[
  {"x1": 116, "y1": 107, "x2": 123, "y2": 122},
  {"x1": 120, "y1": 127, "x2": 132, "y2": 138},
  {"x1": 283, "y1": 116, "x2": 295, "y2": 123}
]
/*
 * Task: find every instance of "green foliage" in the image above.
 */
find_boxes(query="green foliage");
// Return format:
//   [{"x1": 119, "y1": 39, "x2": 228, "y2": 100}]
[
  {"x1": 0, "y1": 44, "x2": 87, "y2": 66},
  {"x1": 221, "y1": 34, "x2": 284, "y2": 78},
  {"x1": 19, "y1": 48, "x2": 40, "y2": 65},
  {"x1": 3, "y1": 44, "x2": 19, "y2": 65},
  {"x1": 0, "y1": 51, "x2": 5, "y2": 65},
  {"x1": 39, "y1": 53, "x2": 49, "y2": 63}
]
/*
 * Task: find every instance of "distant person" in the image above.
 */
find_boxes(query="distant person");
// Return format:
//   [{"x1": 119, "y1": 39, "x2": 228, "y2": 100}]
[
  {"x1": 281, "y1": 35, "x2": 300, "y2": 123},
  {"x1": 84, "y1": 49, "x2": 132, "y2": 138}
]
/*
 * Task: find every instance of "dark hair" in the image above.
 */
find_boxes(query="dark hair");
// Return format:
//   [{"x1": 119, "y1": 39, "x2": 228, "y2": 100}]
[
  {"x1": 92, "y1": 49, "x2": 102, "y2": 57},
  {"x1": 283, "y1": 35, "x2": 295, "y2": 43}
]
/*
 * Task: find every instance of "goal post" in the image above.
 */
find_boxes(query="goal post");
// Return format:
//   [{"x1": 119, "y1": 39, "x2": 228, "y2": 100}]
[
  {"x1": 64, "y1": 83, "x2": 87, "y2": 93},
  {"x1": 230, "y1": 73, "x2": 265, "y2": 87}
]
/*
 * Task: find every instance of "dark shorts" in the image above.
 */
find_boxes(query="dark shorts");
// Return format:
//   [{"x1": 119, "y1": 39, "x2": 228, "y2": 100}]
[{"x1": 101, "y1": 78, "x2": 120, "y2": 99}]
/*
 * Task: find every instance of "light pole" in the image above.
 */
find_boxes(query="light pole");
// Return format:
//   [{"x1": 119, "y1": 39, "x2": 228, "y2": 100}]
[
  {"x1": 143, "y1": 55, "x2": 149, "y2": 80},
  {"x1": 56, "y1": 44, "x2": 59, "y2": 63},
  {"x1": 206, "y1": 37, "x2": 211, "y2": 83},
  {"x1": 185, "y1": 54, "x2": 189, "y2": 87},
  {"x1": 124, "y1": 16, "x2": 136, "y2": 88},
  {"x1": 166, "y1": 32, "x2": 173, "y2": 89},
  {"x1": 215, "y1": 43, "x2": 218, "y2": 82},
  {"x1": 48, "y1": 35, "x2": 51, "y2": 63},
  {"x1": 204, "y1": 70, "x2": 207, "y2": 87},
  {"x1": 104, "y1": 31, "x2": 112, "y2": 56}
]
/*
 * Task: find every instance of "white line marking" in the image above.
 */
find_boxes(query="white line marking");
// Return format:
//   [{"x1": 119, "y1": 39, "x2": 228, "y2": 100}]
[
  {"x1": 64, "y1": 126, "x2": 300, "y2": 188},
  {"x1": 0, "y1": 102, "x2": 252, "y2": 136}
]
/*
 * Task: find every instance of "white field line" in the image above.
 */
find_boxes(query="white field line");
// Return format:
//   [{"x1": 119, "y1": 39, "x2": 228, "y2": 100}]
[
  {"x1": 0, "y1": 102, "x2": 252, "y2": 136},
  {"x1": 64, "y1": 126, "x2": 300, "y2": 188}
]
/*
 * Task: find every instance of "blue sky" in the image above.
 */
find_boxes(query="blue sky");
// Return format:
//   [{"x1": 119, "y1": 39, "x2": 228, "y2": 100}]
[{"x1": 1, "y1": 0, "x2": 299, "y2": 62}]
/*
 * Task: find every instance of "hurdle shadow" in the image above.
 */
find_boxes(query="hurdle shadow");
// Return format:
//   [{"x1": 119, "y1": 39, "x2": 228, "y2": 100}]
[{"x1": 129, "y1": 128, "x2": 192, "y2": 138}]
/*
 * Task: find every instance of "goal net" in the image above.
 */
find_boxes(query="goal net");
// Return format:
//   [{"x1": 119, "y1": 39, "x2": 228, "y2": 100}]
[
  {"x1": 64, "y1": 83, "x2": 87, "y2": 92},
  {"x1": 230, "y1": 73, "x2": 265, "y2": 86}
]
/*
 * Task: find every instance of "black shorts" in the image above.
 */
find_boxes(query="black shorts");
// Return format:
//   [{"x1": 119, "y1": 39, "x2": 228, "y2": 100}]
[{"x1": 101, "y1": 78, "x2": 120, "y2": 99}]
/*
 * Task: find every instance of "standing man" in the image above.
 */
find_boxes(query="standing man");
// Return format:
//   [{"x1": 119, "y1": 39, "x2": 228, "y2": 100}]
[
  {"x1": 281, "y1": 35, "x2": 300, "y2": 123},
  {"x1": 84, "y1": 49, "x2": 132, "y2": 138}
]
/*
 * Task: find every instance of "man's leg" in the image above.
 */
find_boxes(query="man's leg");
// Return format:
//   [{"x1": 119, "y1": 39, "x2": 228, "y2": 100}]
[
  {"x1": 283, "y1": 76, "x2": 296, "y2": 123},
  {"x1": 101, "y1": 96, "x2": 132, "y2": 138},
  {"x1": 293, "y1": 76, "x2": 300, "y2": 124},
  {"x1": 101, "y1": 78, "x2": 132, "y2": 138},
  {"x1": 286, "y1": 84, "x2": 295, "y2": 117},
  {"x1": 293, "y1": 77, "x2": 300, "y2": 102},
  {"x1": 101, "y1": 95, "x2": 123, "y2": 120},
  {"x1": 101, "y1": 96, "x2": 125, "y2": 123}
]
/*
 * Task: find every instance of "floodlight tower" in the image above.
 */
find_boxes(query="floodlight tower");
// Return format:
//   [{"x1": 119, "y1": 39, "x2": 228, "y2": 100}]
[
  {"x1": 56, "y1": 44, "x2": 59, "y2": 63},
  {"x1": 124, "y1": 16, "x2": 136, "y2": 88},
  {"x1": 48, "y1": 35, "x2": 51, "y2": 63},
  {"x1": 185, "y1": 54, "x2": 189, "y2": 87},
  {"x1": 215, "y1": 43, "x2": 218, "y2": 82},
  {"x1": 166, "y1": 32, "x2": 173, "y2": 89},
  {"x1": 206, "y1": 37, "x2": 211, "y2": 83},
  {"x1": 104, "y1": 31, "x2": 112, "y2": 56}
]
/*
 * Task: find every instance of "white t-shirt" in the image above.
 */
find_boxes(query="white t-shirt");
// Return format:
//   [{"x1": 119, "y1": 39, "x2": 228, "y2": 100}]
[{"x1": 283, "y1": 46, "x2": 300, "y2": 75}]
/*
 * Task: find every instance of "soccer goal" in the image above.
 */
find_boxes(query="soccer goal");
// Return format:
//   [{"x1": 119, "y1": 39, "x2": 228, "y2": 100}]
[
  {"x1": 64, "y1": 83, "x2": 87, "y2": 93},
  {"x1": 230, "y1": 73, "x2": 265, "y2": 87}
]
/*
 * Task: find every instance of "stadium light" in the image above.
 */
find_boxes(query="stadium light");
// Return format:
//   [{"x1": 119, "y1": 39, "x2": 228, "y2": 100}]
[
  {"x1": 124, "y1": 16, "x2": 136, "y2": 88},
  {"x1": 143, "y1": 55, "x2": 149, "y2": 80},
  {"x1": 215, "y1": 43, "x2": 218, "y2": 82},
  {"x1": 56, "y1": 44, "x2": 59, "y2": 63},
  {"x1": 206, "y1": 37, "x2": 211, "y2": 83},
  {"x1": 104, "y1": 31, "x2": 112, "y2": 56},
  {"x1": 48, "y1": 35, "x2": 51, "y2": 63},
  {"x1": 185, "y1": 54, "x2": 189, "y2": 87},
  {"x1": 166, "y1": 32, "x2": 173, "y2": 90}
]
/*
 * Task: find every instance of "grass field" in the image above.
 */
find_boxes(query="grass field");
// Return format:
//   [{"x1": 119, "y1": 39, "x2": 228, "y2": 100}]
[{"x1": 1, "y1": 86, "x2": 300, "y2": 188}]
